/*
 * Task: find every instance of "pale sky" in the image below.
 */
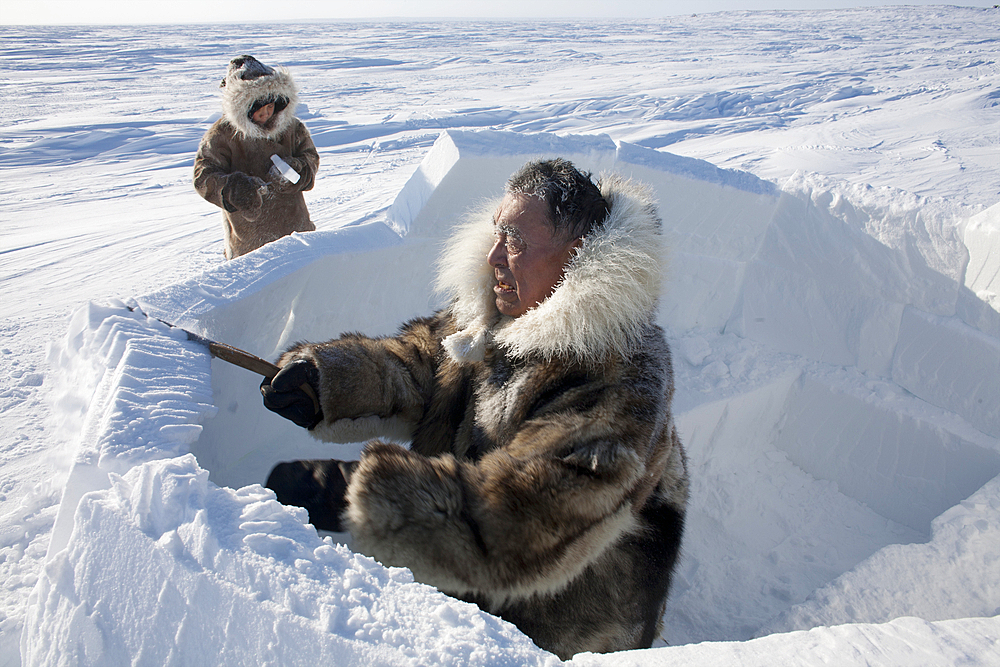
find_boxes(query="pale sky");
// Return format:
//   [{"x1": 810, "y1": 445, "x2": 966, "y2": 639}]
[{"x1": 2, "y1": 0, "x2": 995, "y2": 24}]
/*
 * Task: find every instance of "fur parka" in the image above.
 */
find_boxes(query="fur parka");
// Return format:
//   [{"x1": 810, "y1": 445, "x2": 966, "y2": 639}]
[
  {"x1": 194, "y1": 59, "x2": 319, "y2": 259},
  {"x1": 278, "y1": 175, "x2": 688, "y2": 659}
]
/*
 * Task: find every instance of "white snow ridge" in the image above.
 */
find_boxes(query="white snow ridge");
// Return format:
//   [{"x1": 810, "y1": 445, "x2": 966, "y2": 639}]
[{"x1": 3, "y1": 8, "x2": 999, "y2": 667}]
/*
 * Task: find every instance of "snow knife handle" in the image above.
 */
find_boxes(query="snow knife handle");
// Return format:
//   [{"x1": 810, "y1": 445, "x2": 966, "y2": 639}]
[
  {"x1": 205, "y1": 340, "x2": 281, "y2": 378},
  {"x1": 199, "y1": 338, "x2": 321, "y2": 415}
]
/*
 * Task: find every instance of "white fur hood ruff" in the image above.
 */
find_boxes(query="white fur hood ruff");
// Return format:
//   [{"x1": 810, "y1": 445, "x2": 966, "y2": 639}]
[
  {"x1": 436, "y1": 174, "x2": 664, "y2": 365},
  {"x1": 221, "y1": 67, "x2": 299, "y2": 141}
]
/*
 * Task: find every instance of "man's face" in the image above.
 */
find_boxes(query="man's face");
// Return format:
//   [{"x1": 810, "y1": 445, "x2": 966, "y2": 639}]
[
  {"x1": 488, "y1": 194, "x2": 580, "y2": 318},
  {"x1": 252, "y1": 102, "x2": 275, "y2": 125}
]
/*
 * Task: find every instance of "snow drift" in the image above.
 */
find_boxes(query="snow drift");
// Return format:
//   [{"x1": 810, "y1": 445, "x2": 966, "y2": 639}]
[{"x1": 23, "y1": 130, "x2": 1000, "y2": 664}]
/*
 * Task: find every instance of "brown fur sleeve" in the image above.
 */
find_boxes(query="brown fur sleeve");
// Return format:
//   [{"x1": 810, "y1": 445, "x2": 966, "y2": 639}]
[
  {"x1": 345, "y1": 365, "x2": 674, "y2": 603},
  {"x1": 285, "y1": 121, "x2": 319, "y2": 192},
  {"x1": 278, "y1": 316, "x2": 442, "y2": 442},
  {"x1": 193, "y1": 120, "x2": 234, "y2": 209}
]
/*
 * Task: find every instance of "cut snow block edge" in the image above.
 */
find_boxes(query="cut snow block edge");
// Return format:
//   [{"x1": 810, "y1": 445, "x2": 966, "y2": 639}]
[
  {"x1": 138, "y1": 221, "x2": 406, "y2": 332},
  {"x1": 775, "y1": 370, "x2": 1000, "y2": 533},
  {"x1": 46, "y1": 303, "x2": 218, "y2": 558},
  {"x1": 892, "y1": 307, "x2": 1000, "y2": 439},
  {"x1": 964, "y1": 201, "x2": 1000, "y2": 309}
]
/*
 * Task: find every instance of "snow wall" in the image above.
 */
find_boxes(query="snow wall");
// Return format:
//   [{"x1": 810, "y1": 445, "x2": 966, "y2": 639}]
[{"x1": 24, "y1": 130, "x2": 1000, "y2": 665}]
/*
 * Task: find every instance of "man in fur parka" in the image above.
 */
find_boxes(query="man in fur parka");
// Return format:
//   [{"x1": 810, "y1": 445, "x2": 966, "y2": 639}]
[
  {"x1": 261, "y1": 158, "x2": 689, "y2": 659},
  {"x1": 194, "y1": 55, "x2": 319, "y2": 259}
]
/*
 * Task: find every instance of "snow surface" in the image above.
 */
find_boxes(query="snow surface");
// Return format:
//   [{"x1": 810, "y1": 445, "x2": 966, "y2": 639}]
[{"x1": 2, "y1": 7, "x2": 999, "y2": 665}]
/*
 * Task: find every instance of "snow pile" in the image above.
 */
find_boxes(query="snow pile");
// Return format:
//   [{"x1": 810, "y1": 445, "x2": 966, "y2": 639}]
[
  {"x1": 25, "y1": 455, "x2": 551, "y2": 667},
  {"x1": 22, "y1": 130, "x2": 1000, "y2": 665}
]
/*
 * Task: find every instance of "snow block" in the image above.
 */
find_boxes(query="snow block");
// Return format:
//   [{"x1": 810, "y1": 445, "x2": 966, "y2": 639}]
[
  {"x1": 139, "y1": 221, "x2": 406, "y2": 332},
  {"x1": 615, "y1": 140, "x2": 778, "y2": 198},
  {"x1": 670, "y1": 374, "x2": 850, "y2": 643},
  {"x1": 762, "y1": 472, "x2": 1000, "y2": 634},
  {"x1": 47, "y1": 306, "x2": 217, "y2": 558},
  {"x1": 667, "y1": 365, "x2": 994, "y2": 644},
  {"x1": 959, "y1": 202, "x2": 1000, "y2": 338},
  {"x1": 732, "y1": 260, "x2": 859, "y2": 367},
  {"x1": 963, "y1": 201, "x2": 1000, "y2": 312},
  {"x1": 613, "y1": 142, "x2": 781, "y2": 333},
  {"x1": 387, "y1": 130, "x2": 618, "y2": 238},
  {"x1": 157, "y1": 243, "x2": 444, "y2": 491},
  {"x1": 615, "y1": 141, "x2": 779, "y2": 264},
  {"x1": 891, "y1": 307, "x2": 1000, "y2": 438},
  {"x1": 659, "y1": 252, "x2": 746, "y2": 333},
  {"x1": 775, "y1": 372, "x2": 1000, "y2": 532},
  {"x1": 725, "y1": 185, "x2": 973, "y2": 373}
]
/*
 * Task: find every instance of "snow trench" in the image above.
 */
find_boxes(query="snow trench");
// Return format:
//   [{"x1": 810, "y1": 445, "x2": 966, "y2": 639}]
[{"x1": 24, "y1": 130, "x2": 1000, "y2": 664}]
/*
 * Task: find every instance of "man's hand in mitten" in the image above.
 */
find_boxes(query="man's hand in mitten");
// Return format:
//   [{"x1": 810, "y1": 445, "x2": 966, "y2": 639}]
[
  {"x1": 266, "y1": 459, "x2": 356, "y2": 532},
  {"x1": 261, "y1": 358, "x2": 323, "y2": 429}
]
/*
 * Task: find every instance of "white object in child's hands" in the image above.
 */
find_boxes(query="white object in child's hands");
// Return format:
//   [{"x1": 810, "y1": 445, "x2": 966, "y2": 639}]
[{"x1": 270, "y1": 154, "x2": 301, "y2": 184}]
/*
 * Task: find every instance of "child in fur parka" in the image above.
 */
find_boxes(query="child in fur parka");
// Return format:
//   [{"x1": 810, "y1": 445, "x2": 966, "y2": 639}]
[
  {"x1": 194, "y1": 55, "x2": 319, "y2": 259},
  {"x1": 261, "y1": 159, "x2": 689, "y2": 659}
]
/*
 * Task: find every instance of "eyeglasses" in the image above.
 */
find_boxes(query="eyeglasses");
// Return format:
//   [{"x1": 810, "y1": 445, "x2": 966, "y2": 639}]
[{"x1": 493, "y1": 225, "x2": 528, "y2": 255}]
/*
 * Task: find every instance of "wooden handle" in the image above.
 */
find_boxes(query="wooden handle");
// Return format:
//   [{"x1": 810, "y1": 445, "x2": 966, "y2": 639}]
[
  {"x1": 207, "y1": 341, "x2": 280, "y2": 378},
  {"x1": 206, "y1": 341, "x2": 321, "y2": 414}
]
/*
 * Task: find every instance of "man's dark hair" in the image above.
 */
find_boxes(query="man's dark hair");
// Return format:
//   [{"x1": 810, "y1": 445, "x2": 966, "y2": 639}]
[{"x1": 505, "y1": 158, "x2": 610, "y2": 240}]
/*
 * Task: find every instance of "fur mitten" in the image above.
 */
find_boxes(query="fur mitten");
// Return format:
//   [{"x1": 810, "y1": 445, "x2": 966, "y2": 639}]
[
  {"x1": 267, "y1": 164, "x2": 297, "y2": 194},
  {"x1": 221, "y1": 171, "x2": 265, "y2": 212},
  {"x1": 260, "y1": 358, "x2": 323, "y2": 429},
  {"x1": 266, "y1": 459, "x2": 357, "y2": 532}
]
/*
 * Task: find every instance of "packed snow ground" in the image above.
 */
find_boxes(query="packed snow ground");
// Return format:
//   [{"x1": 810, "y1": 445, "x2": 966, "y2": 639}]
[{"x1": 2, "y1": 7, "x2": 999, "y2": 665}]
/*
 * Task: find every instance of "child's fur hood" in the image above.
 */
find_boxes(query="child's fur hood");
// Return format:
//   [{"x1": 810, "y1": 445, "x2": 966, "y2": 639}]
[{"x1": 221, "y1": 66, "x2": 299, "y2": 141}]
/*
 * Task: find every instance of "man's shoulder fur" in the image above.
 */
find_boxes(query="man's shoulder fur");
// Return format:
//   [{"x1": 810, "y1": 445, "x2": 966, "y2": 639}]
[{"x1": 436, "y1": 174, "x2": 664, "y2": 365}]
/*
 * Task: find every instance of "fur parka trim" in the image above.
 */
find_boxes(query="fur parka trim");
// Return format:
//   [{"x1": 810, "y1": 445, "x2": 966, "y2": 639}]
[
  {"x1": 435, "y1": 174, "x2": 664, "y2": 365},
  {"x1": 221, "y1": 67, "x2": 299, "y2": 141}
]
